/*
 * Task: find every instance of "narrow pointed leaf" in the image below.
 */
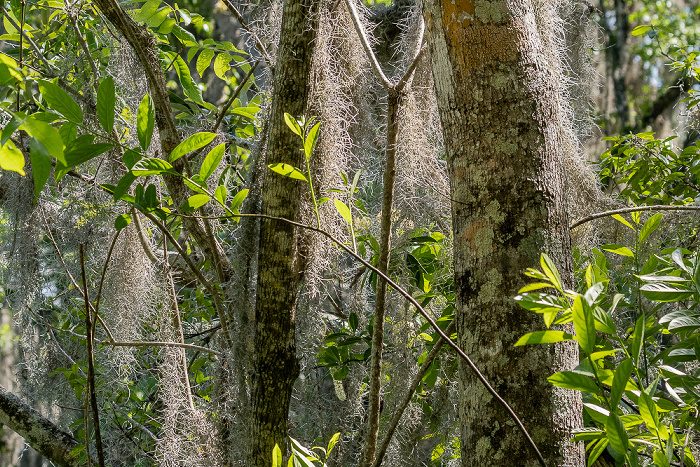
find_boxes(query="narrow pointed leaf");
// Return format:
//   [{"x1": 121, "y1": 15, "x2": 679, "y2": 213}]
[
  {"x1": 514, "y1": 330, "x2": 573, "y2": 346},
  {"x1": 268, "y1": 163, "x2": 307, "y2": 181},
  {"x1": 639, "y1": 213, "x2": 663, "y2": 242},
  {"x1": 333, "y1": 199, "x2": 352, "y2": 225},
  {"x1": 611, "y1": 214, "x2": 634, "y2": 230},
  {"x1": 629, "y1": 314, "x2": 645, "y2": 366},
  {"x1": 640, "y1": 283, "x2": 694, "y2": 302},
  {"x1": 573, "y1": 296, "x2": 597, "y2": 355},
  {"x1": 602, "y1": 244, "x2": 635, "y2": 257},
  {"x1": 97, "y1": 76, "x2": 116, "y2": 133},
  {"x1": 170, "y1": 132, "x2": 217, "y2": 162},
  {"x1": 199, "y1": 143, "x2": 225, "y2": 179},
  {"x1": 214, "y1": 185, "x2": 227, "y2": 206},
  {"x1": 304, "y1": 121, "x2": 320, "y2": 160},
  {"x1": 605, "y1": 413, "x2": 629, "y2": 455},
  {"x1": 230, "y1": 189, "x2": 248, "y2": 210},
  {"x1": 610, "y1": 358, "x2": 633, "y2": 409},
  {"x1": 284, "y1": 113, "x2": 302, "y2": 136},
  {"x1": 29, "y1": 138, "x2": 51, "y2": 200},
  {"x1": 137, "y1": 94, "x2": 155, "y2": 151},
  {"x1": 540, "y1": 253, "x2": 564, "y2": 292},
  {"x1": 548, "y1": 371, "x2": 599, "y2": 393},
  {"x1": 182, "y1": 194, "x2": 210, "y2": 212},
  {"x1": 132, "y1": 158, "x2": 178, "y2": 176}
]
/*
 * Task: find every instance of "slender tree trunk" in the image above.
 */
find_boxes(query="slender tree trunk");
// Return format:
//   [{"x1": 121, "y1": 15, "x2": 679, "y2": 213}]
[
  {"x1": 249, "y1": 0, "x2": 319, "y2": 464},
  {"x1": 422, "y1": 0, "x2": 584, "y2": 465}
]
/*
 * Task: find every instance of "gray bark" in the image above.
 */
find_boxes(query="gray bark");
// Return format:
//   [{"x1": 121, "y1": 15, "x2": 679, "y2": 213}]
[{"x1": 422, "y1": 0, "x2": 585, "y2": 465}]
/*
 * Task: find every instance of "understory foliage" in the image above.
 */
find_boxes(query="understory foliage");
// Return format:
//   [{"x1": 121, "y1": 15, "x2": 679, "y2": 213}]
[{"x1": 0, "y1": 0, "x2": 697, "y2": 465}]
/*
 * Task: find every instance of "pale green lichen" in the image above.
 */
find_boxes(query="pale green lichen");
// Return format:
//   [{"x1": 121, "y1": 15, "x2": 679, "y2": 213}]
[
  {"x1": 478, "y1": 267, "x2": 502, "y2": 304},
  {"x1": 474, "y1": 0, "x2": 502, "y2": 23}
]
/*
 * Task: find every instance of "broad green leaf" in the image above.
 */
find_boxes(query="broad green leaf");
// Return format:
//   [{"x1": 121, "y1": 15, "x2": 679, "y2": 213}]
[
  {"x1": 602, "y1": 244, "x2": 635, "y2": 257},
  {"x1": 134, "y1": 0, "x2": 160, "y2": 22},
  {"x1": 518, "y1": 283, "x2": 555, "y2": 293},
  {"x1": 199, "y1": 143, "x2": 225, "y2": 180},
  {"x1": 170, "y1": 132, "x2": 217, "y2": 162},
  {"x1": 196, "y1": 48, "x2": 215, "y2": 77},
  {"x1": 540, "y1": 253, "x2": 563, "y2": 292},
  {"x1": 59, "y1": 121, "x2": 77, "y2": 145},
  {"x1": 172, "y1": 24, "x2": 197, "y2": 45},
  {"x1": 592, "y1": 307, "x2": 617, "y2": 335},
  {"x1": 304, "y1": 121, "x2": 320, "y2": 160},
  {"x1": 123, "y1": 149, "x2": 141, "y2": 170},
  {"x1": 610, "y1": 358, "x2": 633, "y2": 409},
  {"x1": 182, "y1": 194, "x2": 210, "y2": 212},
  {"x1": 631, "y1": 25, "x2": 651, "y2": 36},
  {"x1": 629, "y1": 314, "x2": 645, "y2": 366},
  {"x1": 639, "y1": 213, "x2": 663, "y2": 242},
  {"x1": 132, "y1": 158, "x2": 178, "y2": 176},
  {"x1": 137, "y1": 94, "x2": 155, "y2": 151},
  {"x1": 214, "y1": 185, "x2": 227, "y2": 206},
  {"x1": 29, "y1": 138, "x2": 51, "y2": 200},
  {"x1": 289, "y1": 438, "x2": 316, "y2": 467},
  {"x1": 548, "y1": 371, "x2": 599, "y2": 393},
  {"x1": 0, "y1": 139, "x2": 25, "y2": 175},
  {"x1": 611, "y1": 214, "x2": 634, "y2": 230},
  {"x1": 19, "y1": 115, "x2": 65, "y2": 164},
  {"x1": 605, "y1": 413, "x2": 629, "y2": 455},
  {"x1": 268, "y1": 163, "x2": 307, "y2": 181},
  {"x1": 115, "y1": 214, "x2": 131, "y2": 231},
  {"x1": 284, "y1": 113, "x2": 302, "y2": 137},
  {"x1": 230, "y1": 188, "x2": 248, "y2": 210},
  {"x1": 640, "y1": 283, "x2": 694, "y2": 302},
  {"x1": 214, "y1": 53, "x2": 231, "y2": 80},
  {"x1": 573, "y1": 296, "x2": 596, "y2": 355},
  {"x1": 113, "y1": 172, "x2": 136, "y2": 201},
  {"x1": 97, "y1": 76, "x2": 116, "y2": 133},
  {"x1": 334, "y1": 199, "x2": 352, "y2": 225},
  {"x1": 637, "y1": 274, "x2": 688, "y2": 282},
  {"x1": 638, "y1": 390, "x2": 659, "y2": 432},
  {"x1": 0, "y1": 54, "x2": 21, "y2": 85},
  {"x1": 514, "y1": 330, "x2": 573, "y2": 346},
  {"x1": 272, "y1": 444, "x2": 282, "y2": 467},
  {"x1": 38, "y1": 80, "x2": 83, "y2": 123},
  {"x1": 668, "y1": 316, "x2": 700, "y2": 332},
  {"x1": 61, "y1": 141, "x2": 113, "y2": 171}
]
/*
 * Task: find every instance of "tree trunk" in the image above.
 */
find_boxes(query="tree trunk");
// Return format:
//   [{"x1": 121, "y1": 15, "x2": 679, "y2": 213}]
[
  {"x1": 422, "y1": 0, "x2": 584, "y2": 465},
  {"x1": 249, "y1": 0, "x2": 319, "y2": 465}
]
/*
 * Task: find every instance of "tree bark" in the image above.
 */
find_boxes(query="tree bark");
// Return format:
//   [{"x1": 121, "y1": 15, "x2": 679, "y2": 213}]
[
  {"x1": 249, "y1": 0, "x2": 319, "y2": 465},
  {"x1": 422, "y1": 0, "x2": 584, "y2": 465}
]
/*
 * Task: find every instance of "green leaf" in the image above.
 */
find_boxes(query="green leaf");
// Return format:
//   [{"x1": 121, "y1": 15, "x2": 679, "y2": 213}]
[
  {"x1": 284, "y1": 113, "x2": 302, "y2": 137},
  {"x1": 38, "y1": 80, "x2": 83, "y2": 123},
  {"x1": 638, "y1": 390, "x2": 659, "y2": 432},
  {"x1": 171, "y1": 53, "x2": 204, "y2": 105},
  {"x1": 0, "y1": 139, "x2": 25, "y2": 175},
  {"x1": 272, "y1": 444, "x2": 282, "y2": 467},
  {"x1": 629, "y1": 314, "x2": 645, "y2": 366},
  {"x1": 29, "y1": 138, "x2": 52, "y2": 200},
  {"x1": 59, "y1": 121, "x2": 77, "y2": 146},
  {"x1": 268, "y1": 163, "x2": 307, "y2": 181},
  {"x1": 132, "y1": 158, "x2": 178, "y2": 176},
  {"x1": 514, "y1": 330, "x2": 573, "y2": 346},
  {"x1": 334, "y1": 199, "x2": 352, "y2": 225},
  {"x1": 602, "y1": 244, "x2": 635, "y2": 257},
  {"x1": 199, "y1": 143, "x2": 225, "y2": 180},
  {"x1": 115, "y1": 214, "x2": 131, "y2": 231},
  {"x1": 548, "y1": 371, "x2": 599, "y2": 393},
  {"x1": 540, "y1": 253, "x2": 564, "y2": 292},
  {"x1": 19, "y1": 116, "x2": 65, "y2": 164},
  {"x1": 113, "y1": 172, "x2": 136, "y2": 201},
  {"x1": 170, "y1": 132, "x2": 217, "y2": 162},
  {"x1": 134, "y1": 0, "x2": 160, "y2": 22},
  {"x1": 230, "y1": 189, "x2": 248, "y2": 210},
  {"x1": 653, "y1": 451, "x2": 670, "y2": 467},
  {"x1": 587, "y1": 438, "x2": 609, "y2": 466},
  {"x1": 631, "y1": 25, "x2": 651, "y2": 36},
  {"x1": 182, "y1": 194, "x2": 210, "y2": 212},
  {"x1": 326, "y1": 432, "x2": 340, "y2": 457},
  {"x1": 518, "y1": 282, "x2": 556, "y2": 293},
  {"x1": 605, "y1": 413, "x2": 629, "y2": 455},
  {"x1": 97, "y1": 76, "x2": 116, "y2": 134},
  {"x1": 137, "y1": 94, "x2": 155, "y2": 151},
  {"x1": 610, "y1": 358, "x2": 633, "y2": 410},
  {"x1": 213, "y1": 53, "x2": 231, "y2": 80},
  {"x1": 611, "y1": 214, "x2": 634, "y2": 230},
  {"x1": 639, "y1": 213, "x2": 663, "y2": 242},
  {"x1": 640, "y1": 283, "x2": 694, "y2": 302},
  {"x1": 61, "y1": 141, "x2": 113, "y2": 171},
  {"x1": 304, "y1": 121, "x2": 320, "y2": 161},
  {"x1": 214, "y1": 185, "x2": 227, "y2": 206},
  {"x1": 573, "y1": 296, "x2": 596, "y2": 355},
  {"x1": 196, "y1": 48, "x2": 215, "y2": 77}
]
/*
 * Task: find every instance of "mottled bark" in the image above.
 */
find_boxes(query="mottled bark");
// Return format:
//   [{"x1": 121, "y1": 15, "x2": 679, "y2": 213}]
[
  {"x1": 249, "y1": 0, "x2": 319, "y2": 465},
  {"x1": 422, "y1": 0, "x2": 584, "y2": 465},
  {"x1": 0, "y1": 383, "x2": 92, "y2": 467}
]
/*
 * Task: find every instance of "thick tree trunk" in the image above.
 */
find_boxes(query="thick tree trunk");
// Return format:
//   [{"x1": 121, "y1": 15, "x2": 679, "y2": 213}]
[
  {"x1": 249, "y1": 0, "x2": 319, "y2": 465},
  {"x1": 422, "y1": 0, "x2": 584, "y2": 465}
]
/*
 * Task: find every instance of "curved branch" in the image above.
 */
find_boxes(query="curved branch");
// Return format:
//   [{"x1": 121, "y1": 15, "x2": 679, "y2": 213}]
[{"x1": 343, "y1": 0, "x2": 393, "y2": 89}]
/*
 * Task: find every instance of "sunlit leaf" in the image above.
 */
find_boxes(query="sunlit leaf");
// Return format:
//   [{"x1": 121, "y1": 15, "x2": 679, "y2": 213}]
[
  {"x1": 137, "y1": 94, "x2": 155, "y2": 151},
  {"x1": 268, "y1": 163, "x2": 307, "y2": 181},
  {"x1": 38, "y1": 79, "x2": 83, "y2": 123},
  {"x1": 170, "y1": 132, "x2": 217, "y2": 162}
]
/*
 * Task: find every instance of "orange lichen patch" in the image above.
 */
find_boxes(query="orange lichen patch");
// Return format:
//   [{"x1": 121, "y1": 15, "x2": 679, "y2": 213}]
[
  {"x1": 460, "y1": 218, "x2": 487, "y2": 250},
  {"x1": 442, "y1": 0, "x2": 475, "y2": 33},
  {"x1": 450, "y1": 23, "x2": 519, "y2": 72}
]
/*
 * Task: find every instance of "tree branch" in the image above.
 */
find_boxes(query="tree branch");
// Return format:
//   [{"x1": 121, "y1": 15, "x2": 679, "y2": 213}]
[
  {"x1": 343, "y1": 0, "x2": 392, "y2": 89},
  {"x1": 634, "y1": 76, "x2": 692, "y2": 132},
  {"x1": 570, "y1": 205, "x2": 700, "y2": 229},
  {"x1": 0, "y1": 383, "x2": 95, "y2": 467}
]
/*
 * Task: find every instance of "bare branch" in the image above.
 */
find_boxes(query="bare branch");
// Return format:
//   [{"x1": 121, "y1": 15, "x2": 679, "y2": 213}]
[
  {"x1": 219, "y1": 0, "x2": 273, "y2": 66},
  {"x1": 570, "y1": 205, "x2": 700, "y2": 229},
  {"x1": 343, "y1": 0, "x2": 393, "y2": 89},
  {"x1": 213, "y1": 59, "x2": 260, "y2": 133}
]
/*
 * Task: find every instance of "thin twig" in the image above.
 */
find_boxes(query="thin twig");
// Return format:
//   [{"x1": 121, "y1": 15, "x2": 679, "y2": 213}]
[
  {"x1": 219, "y1": 0, "x2": 273, "y2": 66},
  {"x1": 395, "y1": 17, "x2": 426, "y2": 93},
  {"x1": 343, "y1": 0, "x2": 392, "y2": 89},
  {"x1": 94, "y1": 232, "x2": 121, "y2": 322},
  {"x1": 69, "y1": 14, "x2": 100, "y2": 89},
  {"x1": 98, "y1": 339, "x2": 221, "y2": 356},
  {"x1": 571, "y1": 205, "x2": 700, "y2": 229},
  {"x1": 372, "y1": 321, "x2": 456, "y2": 467},
  {"x1": 79, "y1": 244, "x2": 105, "y2": 467},
  {"x1": 131, "y1": 209, "x2": 160, "y2": 264},
  {"x1": 213, "y1": 59, "x2": 260, "y2": 133}
]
